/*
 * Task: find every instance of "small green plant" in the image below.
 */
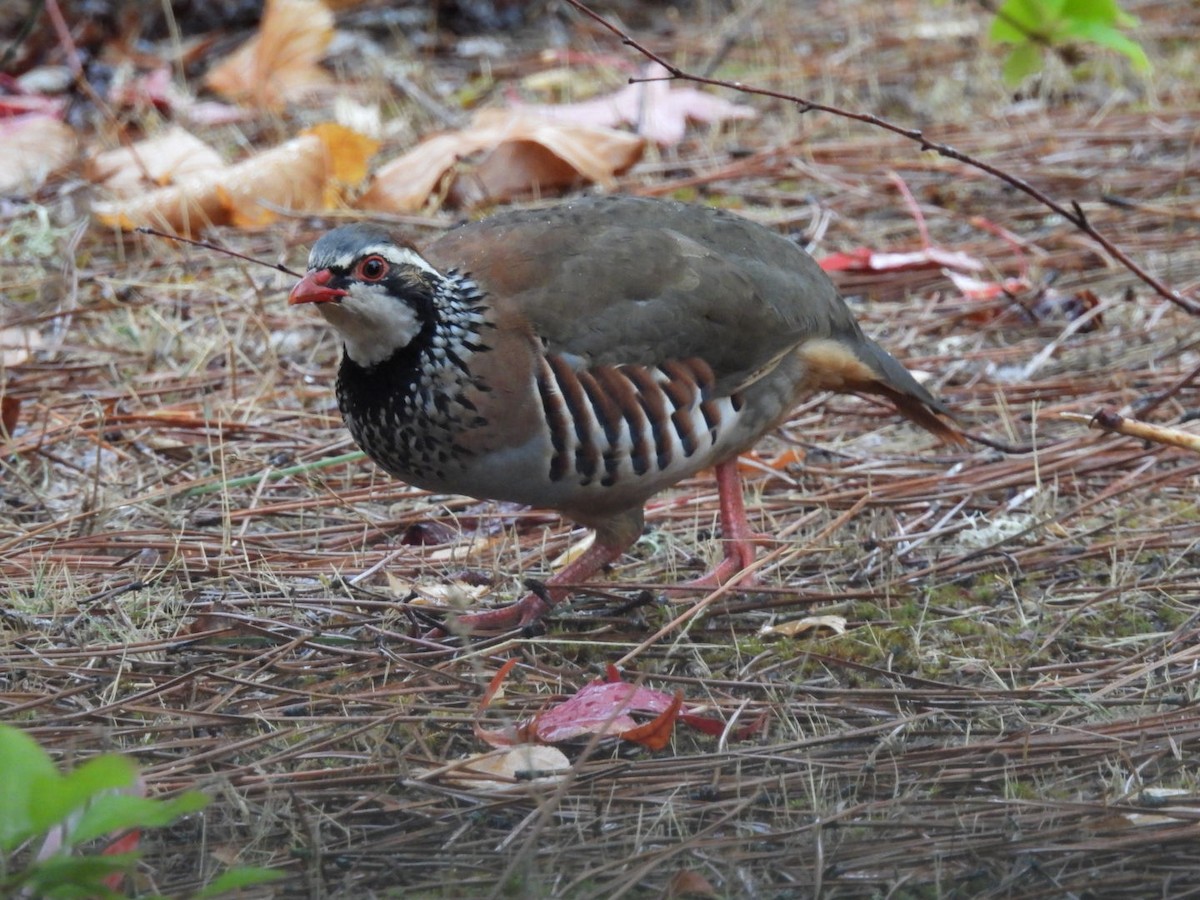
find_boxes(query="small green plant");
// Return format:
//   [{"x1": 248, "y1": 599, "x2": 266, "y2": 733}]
[
  {"x1": 988, "y1": 0, "x2": 1150, "y2": 85},
  {"x1": 0, "y1": 724, "x2": 280, "y2": 898}
]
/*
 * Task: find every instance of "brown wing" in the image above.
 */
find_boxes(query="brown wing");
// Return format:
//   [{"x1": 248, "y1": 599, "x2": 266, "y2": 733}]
[{"x1": 422, "y1": 196, "x2": 859, "y2": 391}]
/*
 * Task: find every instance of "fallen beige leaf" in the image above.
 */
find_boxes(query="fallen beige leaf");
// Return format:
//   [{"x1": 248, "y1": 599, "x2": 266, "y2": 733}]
[
  {"x1": 423, "y1": 745, "x2": 570, "y2": 791},
  {"x1": 0, "y1": 327, "x2": 44, "y2": 367},
  {"x1": 86, "y1": 127, "x2": 223, "y2": 197},
  {"x1": 759, "y1": 615, "x2": 848, "y2": 638},
  {"x1": 384, "y1": 574, "x2": 490, "y2": 607},
  {"x1": 550, "y1": 531, "x2": 594, "y2": 569},
  {"x1": 0, "y1": 114, "x2": 76, "y2": 194},
  {"x1": 220, "y1": 123, "x2": 378, "y2": 227}
]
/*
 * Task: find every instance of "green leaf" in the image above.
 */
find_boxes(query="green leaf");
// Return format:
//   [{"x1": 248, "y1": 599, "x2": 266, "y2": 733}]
[
  {"x1": 1002, "y1": 42, "x2": 1046, "y2": 85},
  {"x1": 1063, "y1": 19, "x2": 1151, "y2": 70},
  {"x1": 191, "y1": 866, "x2": 286, "y2": 897},
  {"x1": 989, "y1": 0, "x2": 1047, "y2": 43},
  {"x1": 55, "y1": 755, "x2": 139, "y2": 821},
  {"x1": 1062, "y1": 0, "x2": 1138, "y2": 26},
  {"x1": 70, "y1": 791, "x2": 208, "y2": 846},
  {"x1": 0, "y1": 725, "x2": 65, "y2": 849}
]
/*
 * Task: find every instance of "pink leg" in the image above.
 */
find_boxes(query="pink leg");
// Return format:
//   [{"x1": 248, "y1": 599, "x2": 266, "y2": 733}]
[
  {"x1": 423, "y1": 509, "x2": 644, "y2": 638},
  {"x1": 673, "y1": 458, "x2": 763, "y2": 590}
]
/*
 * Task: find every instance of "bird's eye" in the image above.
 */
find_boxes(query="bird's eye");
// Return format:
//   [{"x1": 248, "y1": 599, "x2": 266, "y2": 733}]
[{"x1": 356, "y1": 255, "x2": 388, "y2": 281}]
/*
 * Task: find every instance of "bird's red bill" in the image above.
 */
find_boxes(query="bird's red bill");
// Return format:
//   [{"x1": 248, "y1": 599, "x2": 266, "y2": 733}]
[{"x1": 288, "y1": 269, "x2": 348, "y2": 305}]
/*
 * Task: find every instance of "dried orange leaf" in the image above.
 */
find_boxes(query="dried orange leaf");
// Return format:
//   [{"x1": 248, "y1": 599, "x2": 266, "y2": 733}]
[
  {"x1": 306, "y1": 121, "x2": 378, "y2": 187},
  {"x1": 474, "y1": 659, "x2": 523, "y2": 748},
  {"x1": 86, "y1": 127, "x2": 223, "y2": 197},
  {"x1": 220, "y1": 124, "x2": 378, "y2": 227},
  {"x1": 204, "y1": 0, "x2": 334, "y2": 109},
  {"x1": 618, "y1": 691, "x2": 682, "y2": 751},
  {"x1": 94, "y1": 123, "x2": 376, "y2": 234},
  {"x1": 480, "y1": 658, "x2": 520, "y2": 710},
  {"x1": 0, "y1": 114, "x2": 76, "y2": 194},
  {"x1": 358, "y1": 109, "x2": 643, "y2": 213}
]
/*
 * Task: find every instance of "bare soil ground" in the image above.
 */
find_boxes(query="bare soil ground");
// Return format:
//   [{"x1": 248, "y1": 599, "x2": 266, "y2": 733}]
[{"x1": 4, "y1": 1, "x2": 1200, "y2": 896}]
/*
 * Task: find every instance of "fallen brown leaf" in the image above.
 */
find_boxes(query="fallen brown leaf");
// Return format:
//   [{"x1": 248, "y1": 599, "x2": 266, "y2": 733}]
[
  {"x1": 665, "y1": 870, "x2": 721, "y2": 899},
  {"x1": 0, "y1": 396, "x2": 20, "y2": 439},
  {"x1": 204, "y1": 0, "x2": 335, "y2": 110},
  {"x1": 358, "y1": 109, "x2": 644, "y2": 213}
]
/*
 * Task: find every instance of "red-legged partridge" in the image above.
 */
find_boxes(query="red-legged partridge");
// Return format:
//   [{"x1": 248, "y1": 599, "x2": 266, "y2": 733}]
[{"x1": 289, "y1": 195, "x2": 959, "y2": 634}]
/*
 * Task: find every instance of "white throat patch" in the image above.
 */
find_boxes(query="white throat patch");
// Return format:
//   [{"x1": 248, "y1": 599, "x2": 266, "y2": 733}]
[{"x1": 319, "y1": 282, "x2": 422, "y2": 368}]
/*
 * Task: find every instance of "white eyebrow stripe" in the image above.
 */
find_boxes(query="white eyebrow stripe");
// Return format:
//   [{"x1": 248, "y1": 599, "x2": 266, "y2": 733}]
[
  {"x1": 312, "y1": 245, "x2": 440, "y2": 278},
  {"x1": 360, "y1": 244, "x2": 441, "y2": 276}
]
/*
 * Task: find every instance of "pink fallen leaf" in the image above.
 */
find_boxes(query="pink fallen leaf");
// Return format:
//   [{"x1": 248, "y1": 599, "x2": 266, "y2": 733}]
[
  {"x1": 821, "y1": 172, "x2": 990, "y2": 278},
  {"x1": 358, "y1": 109, "x2": 644, "y2": 213},
  {"x1": 943, "y1": 267, "x2": 1027, "y2": 301},
  {"x1": 531, "y1": 680, "x2": 679, "y2": 744},
  {"x1": 819, "y1": 246, "x2": 985, "y2": 274},
  {"x1": 0, "y1": 93, "x2": 67, "y2": 118},
  {"x1": 512, "y1": 62, "x2": 757, "y2": 147},
  {"x1": 108, "y1": 65, "x2": 176, "y2": 113}
]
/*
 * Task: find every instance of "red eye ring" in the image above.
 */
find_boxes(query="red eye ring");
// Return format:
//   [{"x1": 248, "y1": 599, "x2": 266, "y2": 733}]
[{"x1": 356, "y1": 255, "x2": 388, "y2": 281}]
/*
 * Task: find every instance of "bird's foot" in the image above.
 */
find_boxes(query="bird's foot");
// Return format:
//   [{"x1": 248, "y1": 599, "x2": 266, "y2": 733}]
[
  {"x1": 422, "y1": 586, "x2": 555, "y2": 639},
  {"x1": 421, "y1": 533, "x2": 632, "y2": 639},
  {"x1": 671, "y1": 530, "x2": 767, "y2": 592}
]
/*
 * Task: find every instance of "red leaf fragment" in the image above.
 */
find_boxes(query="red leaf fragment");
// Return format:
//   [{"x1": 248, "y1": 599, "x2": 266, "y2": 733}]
[
  {"x1": 101, "y1": 829, "x2": 141, "y2": 891},
  {"x1": 0, "y1": 396, "x2": 20, "y2": 438}
]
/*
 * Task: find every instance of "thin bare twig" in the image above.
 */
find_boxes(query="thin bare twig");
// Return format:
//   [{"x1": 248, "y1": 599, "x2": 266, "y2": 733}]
[
  {"x1": 134, "y1": 226, "x2": 303, "y2": 277},
  {"x1": 562, "y1": 0, "x2": 1199, "y2": 316}
]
